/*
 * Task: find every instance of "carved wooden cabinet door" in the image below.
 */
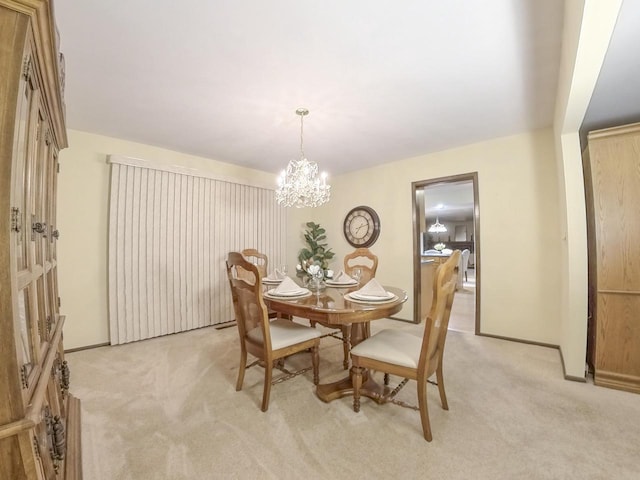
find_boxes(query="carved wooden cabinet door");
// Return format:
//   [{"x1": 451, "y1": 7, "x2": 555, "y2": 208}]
[{"x1": 1, "y1": 1, "x2": 81, "y2": 478}]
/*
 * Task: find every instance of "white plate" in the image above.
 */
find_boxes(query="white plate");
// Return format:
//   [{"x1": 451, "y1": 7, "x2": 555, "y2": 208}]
[
  {"x1": 325, "y1": 279, "x2": 358, "y2": 286},
  {"x1": 345, "y1": 293, "x2": 398, "y2": 304},
  {"x1": 349, "y1": 291, "x2": 395, "y2": 301},
  {"x1": 262, "y1": 278, "x2": 283, "y2": 285},
  {"x1": 266, "y1": 288, "x2": 309, "y2": 297},
  {"x1": 264, "y1": 290, "x2": 311, "y2": 300}
]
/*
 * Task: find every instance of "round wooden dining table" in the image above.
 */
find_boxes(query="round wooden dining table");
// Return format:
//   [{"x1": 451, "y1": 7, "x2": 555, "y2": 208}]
[{"x1": 263, "y1": 283, "x2": 408, "y2": 403}]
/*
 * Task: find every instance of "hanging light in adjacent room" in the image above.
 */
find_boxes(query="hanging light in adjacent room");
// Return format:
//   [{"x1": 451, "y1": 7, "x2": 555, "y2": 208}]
[
  {"x1": 428, "y1": 217, "x2": 447, "y2": 233},
  {"x1": 275, "y1": 108, "x2": 330, "y2": 208}
]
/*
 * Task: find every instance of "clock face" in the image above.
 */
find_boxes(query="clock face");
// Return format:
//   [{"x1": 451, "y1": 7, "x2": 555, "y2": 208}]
[{"x1": 343, "y1": 206, "x2": 381, "y2": 248}]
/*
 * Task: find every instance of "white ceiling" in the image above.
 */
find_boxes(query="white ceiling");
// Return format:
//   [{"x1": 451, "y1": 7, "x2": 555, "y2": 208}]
[
  {"x1": 423, "y1": 181, "x2": 474, "y2": 222},
  {"x1": 55, "y1": 0, "x2": 565, "y2": 176}
]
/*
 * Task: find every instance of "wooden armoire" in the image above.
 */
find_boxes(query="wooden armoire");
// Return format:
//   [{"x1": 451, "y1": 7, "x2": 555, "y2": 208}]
[
  {"x1": 584, "y1": 122, "x2": 640, "y2": 394},
  {"x1": 0, "y1": 0, "x2": 82, "y2": 478}
]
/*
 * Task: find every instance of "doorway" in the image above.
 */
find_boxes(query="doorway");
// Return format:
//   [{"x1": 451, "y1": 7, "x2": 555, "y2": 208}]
[{"x1": 411, "y1": 173, "x2": 480, "y2": 334}]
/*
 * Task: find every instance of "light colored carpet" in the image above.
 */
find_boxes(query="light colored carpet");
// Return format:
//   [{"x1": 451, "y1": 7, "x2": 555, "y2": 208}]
[
  {"x1": 67, "y1": 319, "x2": 640, "y2": 480},
  {"x1": 449, "y1": 267, "x2": 475, "y2": 333}
]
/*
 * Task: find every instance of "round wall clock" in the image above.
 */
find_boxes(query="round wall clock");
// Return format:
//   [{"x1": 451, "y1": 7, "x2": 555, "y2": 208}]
[{"x1": 343, "y1": 205, "x2": 381, "y2": 248}]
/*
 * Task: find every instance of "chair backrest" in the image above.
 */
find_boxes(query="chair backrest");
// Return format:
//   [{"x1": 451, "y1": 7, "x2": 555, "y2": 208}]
[
  {"x1": 419, "y1": 250, "x2": 460, "y2": 378},
  {"x1": 239, "y1": 248, "x2": 269, "y2": 283},
  {"x1": 226, "y1": 252, "x2": 272, "y2": 351},
  {"x1": 344, "y1": 248, "x2": 378, "y2": 284},
  {"x1": 458, "y1": 249, "x2": 470, "y2": 287},
  {"x1": 461, "y1": 249, "x2": 470, "y2": 269}
]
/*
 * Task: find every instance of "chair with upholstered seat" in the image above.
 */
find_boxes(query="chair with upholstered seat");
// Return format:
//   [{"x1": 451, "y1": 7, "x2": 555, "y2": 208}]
[
  {"x1": 226, "y1": 252, "x2": 321, "y2": 412},
  {"x1": 350, "y1": 250, "x2": 460, "y2": 441},
  {"x1": 312, "y1": 248, "x2": 379, "y2": 369},
  {"x1": 342, "y1": 247, "x2": 380, "y2": 347},
  {"x1": 239, "y1": 248, "x2": 280, "y2": 319},
  {"x1": 239, "y1": 248, "x2": 268, "y2": 279}
]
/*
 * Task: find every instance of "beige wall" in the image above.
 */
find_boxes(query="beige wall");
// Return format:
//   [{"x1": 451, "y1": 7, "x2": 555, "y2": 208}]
[
  {"x1": 57, "y1": 130, "x2": 277, "y2": 349},
  {"x1": 60, "y1": 128, "x2": 563, "y2": 352},
  {"x1": 552, "y1": 0, "x2": 622, "y2": 378},
  {"x1": 58, "y1": 1, "x2": 619, "y2": 379},
  {"x1": 288, "y1": 128, "x2": 562, "y2": 344}
]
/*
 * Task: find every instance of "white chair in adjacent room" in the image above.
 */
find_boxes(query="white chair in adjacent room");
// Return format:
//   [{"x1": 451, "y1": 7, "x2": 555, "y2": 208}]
[{"x1": 458, "y1": 249, "x2": 470, "y2": 289}]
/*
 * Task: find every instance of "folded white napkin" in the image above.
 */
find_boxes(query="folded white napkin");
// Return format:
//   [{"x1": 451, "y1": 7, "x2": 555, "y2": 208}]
[
  {"x1": 354, "y1": 278, "x2": 388, "y2": 297},
  {"x1": 332, "y1": 270, "x2": 355, "y2": 283},
  {"x1": 265, "y1": 269, "x2": 286, "y2": 281},
  {"x1": 272, "y1": 277, "x2": 303, "y2": 295}
]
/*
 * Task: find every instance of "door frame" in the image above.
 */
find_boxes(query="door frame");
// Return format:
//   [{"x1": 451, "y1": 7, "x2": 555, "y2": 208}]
[{"x1": 411, "y1": 172, "x2": 480, "y2": 333}]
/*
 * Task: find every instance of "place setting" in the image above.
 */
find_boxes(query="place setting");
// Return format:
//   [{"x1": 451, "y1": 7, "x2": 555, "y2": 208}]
[
  {"x1": 344, "y1": 278, "x2": 398, "y2": 304},
  {"x1": 262, "y1": 266, "x2": 288, "y2": 285},
  {"x1": 264, "y1": 276, "x2": 312, "y2": 300},
  {"x1": 325, "y1": 270, "x2": 359, "y2": 287}
]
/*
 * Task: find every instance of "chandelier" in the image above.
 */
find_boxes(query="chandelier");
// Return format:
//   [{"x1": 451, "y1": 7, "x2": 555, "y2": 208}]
[
  {"x1": 428, "y1": 217, "x2": 447, "y2": 233},
  {"x1": 276, "y1": 108, "x2": 330, "y2": 208}
]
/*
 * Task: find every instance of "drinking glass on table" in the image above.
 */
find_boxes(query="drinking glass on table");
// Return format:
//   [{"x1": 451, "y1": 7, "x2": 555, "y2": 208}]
[
  {"x1": 317, "y1": 270, "x2": 327, "y2": 291},
  {"x1": 352, "y1": 268, "x2": 362, "y2": 283},
  {"x1": 280, "y1": 265, "x2": 288, "y2": 276}
]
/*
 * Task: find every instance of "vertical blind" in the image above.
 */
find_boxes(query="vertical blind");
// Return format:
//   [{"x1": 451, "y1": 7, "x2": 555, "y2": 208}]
[{"x1": 108, "y1": 156, "x2": 286, "y2": 345}]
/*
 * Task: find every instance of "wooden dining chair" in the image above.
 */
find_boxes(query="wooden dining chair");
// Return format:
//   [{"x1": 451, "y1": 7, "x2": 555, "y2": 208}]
[
  {"x1": 239, "y1": 248, "x2": 269, "y2": 280},
  {"x1": 344, "y1": 248, "x2": 379, "y2": 284},
  {"x1": 226, "y1": 252, "x2": 321, "y2": 412},
  {"x1": 350, "y1": 250, "x2": 461, "y2": 441},
  {"x1": 334, "y1": 248, "x2": 380, "y2": 365},
  {"x1": 309, "y1": 248, "x2": 380, "y2": 370},
  {"x1": 239, "y1": 248, "x2": 280, "y2": 319}
]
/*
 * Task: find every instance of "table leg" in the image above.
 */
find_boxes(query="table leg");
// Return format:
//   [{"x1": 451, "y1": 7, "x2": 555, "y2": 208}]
[
  {"x1": 315, "y1": 322, "x2": 386, "y2": 403},
  {"x1": 316, "y1": 368, "x2": 388, "y2": 403}
]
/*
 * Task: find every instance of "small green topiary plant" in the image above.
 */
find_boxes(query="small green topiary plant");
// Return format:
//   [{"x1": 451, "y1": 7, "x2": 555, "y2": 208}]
[{"x1": 297, "y1": 222, "x2": 335, "y2": 274}]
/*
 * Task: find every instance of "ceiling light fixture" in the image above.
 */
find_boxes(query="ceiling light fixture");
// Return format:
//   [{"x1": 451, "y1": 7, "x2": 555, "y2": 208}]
[
  {"x1": 428, "y1": 217, "x2": 447, "y2": 233},
  {"x1": 275, "y1": 108, "x2": 330, "y2": 208}
]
